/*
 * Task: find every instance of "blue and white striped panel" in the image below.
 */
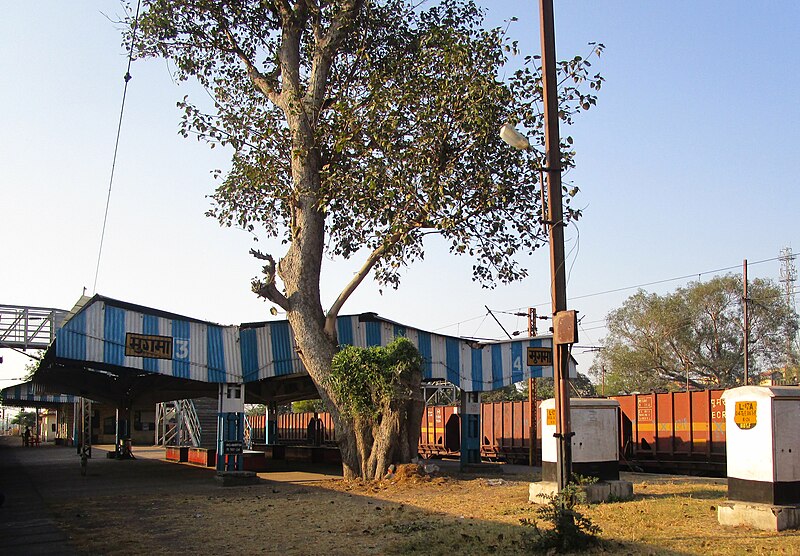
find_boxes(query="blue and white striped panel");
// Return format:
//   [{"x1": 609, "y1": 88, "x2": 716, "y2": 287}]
[
  {"x1": 222, "y1": 327, "x2": 241, "y2": 382},
  {"x1": 244, "y1": 323, "x2": 305, "y2": 380},
  {"x1": 122, "y1": 309, "x2": 144, "y2": 369},
  {"x1": 363, "y1": 320, "x2": 383, "y2": 347},
  {"x1": 336, "y1": 316, "x2": 355, "y2": 347},
  {"x1": 452, "y1": 337, "x2": 573, "y2": 391},
  {"x1": 270, "y1": 321, "x2": 297, "y2": 376},
  {"x1": 206, "y1": 326, "x2": 226, "y2": 383},
  {"x1": 427, "y1": 335, "x2": 449, "y2": 381},
  {"x1": 190, "y1": 321, "x2": 208, "y2": 382},
  {"x1": 55, "y1": 310, "x2": 86, "y2": 361},
  {"x1": 1, "y1": 384, "x2": 76, "y2": 403},
  {"x1": 154, "y1": 316, "x2": 174, "y2": 375},
  {"x1": 55, "y1": 300, "x2": 241, "y2": 383},
  {"x1": 254, "y1": 324, "x2": 274, "y2": 379},
  {"x1": 86, "y1": 301, "x2": 105, "y2": 363}
]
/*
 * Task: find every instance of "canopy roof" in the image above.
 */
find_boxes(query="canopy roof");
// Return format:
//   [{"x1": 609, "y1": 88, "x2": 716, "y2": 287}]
[{"x1": 8, "y1": 294, "x2": 575, "y2": 406}]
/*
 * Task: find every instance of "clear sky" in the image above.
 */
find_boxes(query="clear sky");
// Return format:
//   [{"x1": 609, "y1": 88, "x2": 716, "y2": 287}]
[{"x1": 1, "y1": 1, "x2": 798, "y2": 388}]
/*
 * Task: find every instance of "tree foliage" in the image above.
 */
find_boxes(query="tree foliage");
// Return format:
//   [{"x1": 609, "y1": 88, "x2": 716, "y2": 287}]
[
  {"x1": 481, "y1": 373, "x2": 596, "y2": 403},
  {"x1": 591, "y1": 275, "x2": 799, "y2": 393},
  {"x1": 291, "y1": 399, "x2": 326, "y2": 413},
  {"x1": 129, "y1": 0, "x2": 603, "y2": 479},
  {"x1": 329, "y1": 337, "x2": 423, "y2": 418},
  {"x1": 328, "y1": 337, "x2": 424, "y2": 478},
  {"x1": 481, "y1": 383, "x2": 527, "y2": 403},
  {"x1": 131, "y1": 0, "x2": 602, "y2": 296},
  {"x1": 11, "y1": 411, "x2": 37, "y2": 429}
]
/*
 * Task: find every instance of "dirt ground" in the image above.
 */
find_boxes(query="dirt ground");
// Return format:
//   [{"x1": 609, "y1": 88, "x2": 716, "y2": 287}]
[{"x1": 3, "y1": 439, "x2": 800, "y2": 555}]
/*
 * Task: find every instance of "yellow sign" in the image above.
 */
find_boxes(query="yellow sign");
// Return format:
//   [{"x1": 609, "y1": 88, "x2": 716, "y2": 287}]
[
  {"x1": 527, "y1": 347, "x2": 553, "y2": 366},
  {"x1": 546, "y1": 408, "x2": 556, "y2": 426},
  {"x1": 734, "y1": 401, "x2": 757, "y2": 430},
  {"x1": 125, "y1": 333, "x2": 173, "y2": 359}
]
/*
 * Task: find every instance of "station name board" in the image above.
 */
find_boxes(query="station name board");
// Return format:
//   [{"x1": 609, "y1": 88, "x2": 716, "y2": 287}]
[
  {"x1": 527, "y1": 347, "x2": 553, "y2": 367},
  {"x1": 125, "y1": 333, "x2": 173, "y2": 359}
]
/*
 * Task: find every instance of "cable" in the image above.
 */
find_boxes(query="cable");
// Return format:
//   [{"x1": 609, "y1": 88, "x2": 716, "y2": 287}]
[
  {"x1": 439, "y1": 253, "x2": 793, "y2": 336},
  {"x1": 92, "y1": 0, "x2": 142, "y2": 294}
]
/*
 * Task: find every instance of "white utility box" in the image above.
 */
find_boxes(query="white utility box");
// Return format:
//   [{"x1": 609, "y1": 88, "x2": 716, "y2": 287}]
[
  {"x1": 722, "y1": 386, "x2": 800, "y2": 506},
  {"x1": 540, "y1": 397, "x2": 620, "y2": 482},
  {"x1": 718, "y1": 386, "x2": 800, "y2": 531},
  {"x1": 532, "y1": 397, "x2": 632, "y2": 504}
]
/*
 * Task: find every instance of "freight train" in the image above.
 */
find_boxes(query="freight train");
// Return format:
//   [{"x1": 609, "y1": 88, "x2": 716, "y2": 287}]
[{"x1": 248, "y1": 388, "x2": 728, "y2": 475}]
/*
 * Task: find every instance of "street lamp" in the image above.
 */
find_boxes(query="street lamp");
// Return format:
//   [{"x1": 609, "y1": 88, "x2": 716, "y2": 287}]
[{"x1": 501, "y1": 121, "x2": 575, "y2": 492}]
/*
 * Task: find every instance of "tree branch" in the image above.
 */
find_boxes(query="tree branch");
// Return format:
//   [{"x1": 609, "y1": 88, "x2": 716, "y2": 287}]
[
  {"x1": 325, "y1": 228, "x2": 407, "y2": 333},
  {"x1": 250, "y1": 249, "x2": 290, "y2": 310},
  {"x1": 221, "y1": 27, "x2": 282, "y2": 106},
  {"x1": 305, "y1": 0, "x2": 363, "y2": 119}
]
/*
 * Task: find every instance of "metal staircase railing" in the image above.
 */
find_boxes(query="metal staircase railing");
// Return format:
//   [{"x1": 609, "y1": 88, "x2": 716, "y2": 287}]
[
  {"x1": 243, "y1": 414, "x2": 253, "y2": 449},
  {"x1": 0, "y1": 304, "x2": 68, "y2": 350},
  {"x1": 155, "y1": 402, "x2": 177, "y2": 446},
  {"x1": 178, "y1": 399, "x2": 202, "y2": 448},
  {"x1": 155, "y1": 400, "x2": 202, "y2": 447}
]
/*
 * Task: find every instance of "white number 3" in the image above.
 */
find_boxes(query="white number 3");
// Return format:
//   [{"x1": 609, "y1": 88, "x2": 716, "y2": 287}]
[{"x1": 175, "y1": 339, "x2": 189, "y2": 359}]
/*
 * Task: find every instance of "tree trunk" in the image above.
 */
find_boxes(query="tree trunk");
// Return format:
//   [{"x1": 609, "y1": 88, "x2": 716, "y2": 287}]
[{"x1": 271, "y1": 25, "x2": 424, "y2": 478}]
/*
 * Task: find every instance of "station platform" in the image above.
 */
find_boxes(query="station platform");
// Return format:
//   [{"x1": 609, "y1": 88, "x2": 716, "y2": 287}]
[
  {"x1": 0, "y1": 436, "x2": 77, "y2": 555},
  {"x1": 0, "y1": 436, "x2": 347, "y2": 555}
]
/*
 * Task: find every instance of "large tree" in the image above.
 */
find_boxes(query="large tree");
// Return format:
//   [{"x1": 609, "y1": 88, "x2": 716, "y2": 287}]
[
  {"x1": 130, "y1": 0, "x2": 602, "y2": 479},
  {"x1": 591, "y1": 275, "x2": 799, "y2": 394}
]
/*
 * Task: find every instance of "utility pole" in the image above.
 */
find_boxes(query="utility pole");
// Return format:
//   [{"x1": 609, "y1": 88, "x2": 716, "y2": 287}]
[
  {"x1": 743, "y1": 259, "x2": 749, "y2": 386},
  {"x1": 500, "y1": 0, "x2": 575, "y2": 491},
  {"x1": 601, "y1": 365, "x2": 605, "y2": 396},
  {"x1": 539, "y1": 0, "x2": 573, "y2": 492},
  {"x1": 528, "y1": 308, "x2": 538, "y2": 467}
]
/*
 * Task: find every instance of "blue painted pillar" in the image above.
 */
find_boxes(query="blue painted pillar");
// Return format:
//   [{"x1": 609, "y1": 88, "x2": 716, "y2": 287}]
[
  {"x1": 216, "y1": 383, "x2": 245, "y2": 471},
  {"x1": 265, "y1": 401, "x2": 278, "y2": 445},
  {"x1": 460, "y1": 391, "x2": 481, "y2": 469},
  {"x1": 217, "y1": 412, "x2": 244, "y2": 471}
]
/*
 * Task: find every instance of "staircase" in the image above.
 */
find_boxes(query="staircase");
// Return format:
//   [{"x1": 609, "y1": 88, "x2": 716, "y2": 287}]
[
  {"x1": 192, "y1": 397, "x2": 219, "y2": 449},
  {"x1": 155, "y1": 398, "x2": 218, "y2": 448}
]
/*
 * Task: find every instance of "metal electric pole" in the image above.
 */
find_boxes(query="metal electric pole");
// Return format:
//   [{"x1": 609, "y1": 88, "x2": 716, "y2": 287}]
[
  {"x1": 499, "y1": 0, "x2": 576, "y2": 492},
  {"x1": 743, "y1": 259, "x2": 749, "y2": 385},
  {"x1": 539, "y1": 0, "x2": 574, "y2": 492}
]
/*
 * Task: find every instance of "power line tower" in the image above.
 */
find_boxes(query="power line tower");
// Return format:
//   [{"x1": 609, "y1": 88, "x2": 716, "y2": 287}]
[
  {"x1": 780, "y1": 247, "x2": 797, "y2": 311},
  {"x1": 780, "y1": 247, "x2": 798, "y2": 376}
]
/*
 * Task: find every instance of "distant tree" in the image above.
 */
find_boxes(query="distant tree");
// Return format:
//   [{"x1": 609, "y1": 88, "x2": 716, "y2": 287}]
[
  {"x1": 482, "y1": 373, "x2": 596, "y2": 403},
  {"x1": 245, "y1": 404, "x2": 266, "y2": 416},
  {"x1": 292, "y1": 399, "x2": 326, "y2": 413},
  {"x1": 534, "y1": 373, "x2": 596, "y2": 400},
  {"x1": 130, "y1": 0, "x2": 602, "y2": 479},
  {"x1": 11, "y1": 411, "x2": 36, "y2": 429},
  {"x1": 23, "y1": 351, "x2": 43, "y2": 380},
  {"x1": 481, "y1": 384, "x2": 527, "y2": 403},
  {"x1": 591, "y1": 275, "x2": 799, "y2": 394}
]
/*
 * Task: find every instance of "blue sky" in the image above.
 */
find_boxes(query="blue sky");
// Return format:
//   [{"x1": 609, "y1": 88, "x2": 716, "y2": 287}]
[{"x1": 1, "y1": 1, "x2": 798, "y2": 386}]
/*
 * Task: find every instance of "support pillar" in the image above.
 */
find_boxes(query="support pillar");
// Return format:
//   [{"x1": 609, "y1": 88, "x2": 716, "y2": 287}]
[
  {"x1": 216, "y1": 383, "x2": 245, "y2": 472},
  {"x1": 460, "y1": 391, "x2": 481, "y2": 470},
  {"x1": 114, "y1": 400, "x2": 134, "y2": 459},
  {"x1": 73, "y1": 400, "x2": 80, "y2": 453},
  {"x1": 265, "y1": 401, "x2": 278, "y2": 445},
  {"x1": 78, "y1": 397, "x2": 92, "y2": 460}
]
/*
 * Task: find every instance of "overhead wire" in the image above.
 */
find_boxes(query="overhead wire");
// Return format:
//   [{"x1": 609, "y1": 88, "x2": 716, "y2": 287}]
[
  {"x1": 91, "y1": 0, "x2": 142, "y2": 294},
  {"x1": 435, "y1": 253, "x2": 794, "y2": 336}
]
